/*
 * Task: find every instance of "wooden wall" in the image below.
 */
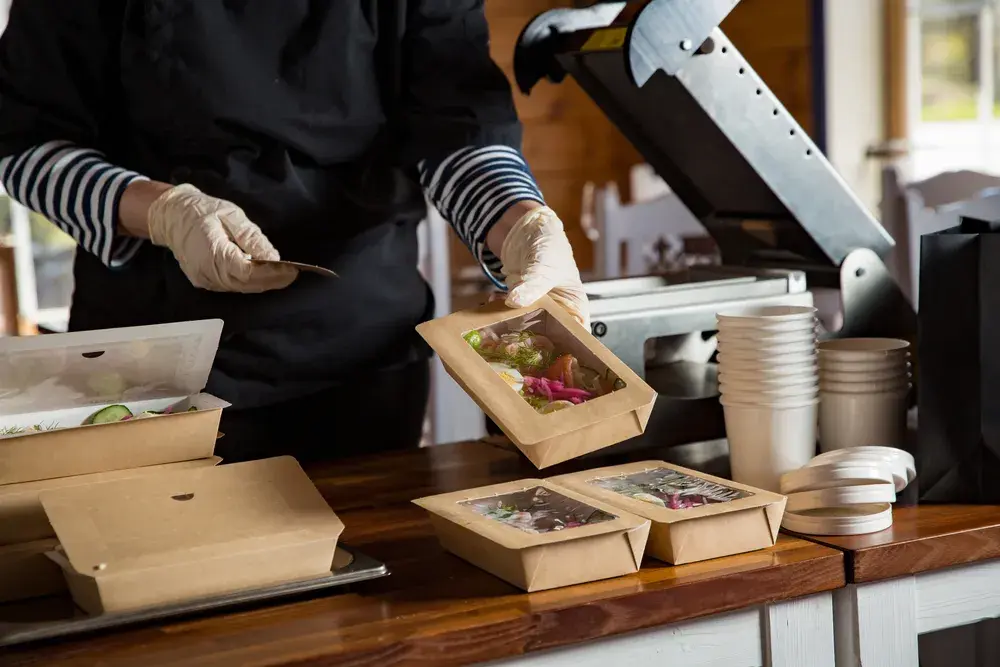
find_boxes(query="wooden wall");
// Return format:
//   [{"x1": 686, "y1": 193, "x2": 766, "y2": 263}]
[{"x1": 457, "y1": 0, "x2": 814, "y2": 275}]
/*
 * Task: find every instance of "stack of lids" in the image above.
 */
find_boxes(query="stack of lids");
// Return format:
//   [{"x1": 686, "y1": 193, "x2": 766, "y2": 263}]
[{"x1": 778, "y1": 446, "x2": 915, "y2": 535}]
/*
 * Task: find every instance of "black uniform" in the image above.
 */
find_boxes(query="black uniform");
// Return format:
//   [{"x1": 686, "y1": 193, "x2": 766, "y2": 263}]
[{"x1": 0, "y1": 1, "x2": 522, "y2": 461}]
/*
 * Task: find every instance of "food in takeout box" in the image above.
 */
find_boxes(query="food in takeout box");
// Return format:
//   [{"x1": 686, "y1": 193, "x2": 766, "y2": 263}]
[
  {"x1": 417, "y1": 296, "x2": 656, "y2": 468},
  {"x1": 0, "y1": 320, "x2": 228, "y2": 485},
  {"x1": 551, "y1": 461, "x2": 786, "y2": 565},
  {"x1": 414, "y1": 479, "x2": 649, "y2": 592},
  {"x1": 39, "y1": 457, "x2": 344, "y2": 615}
]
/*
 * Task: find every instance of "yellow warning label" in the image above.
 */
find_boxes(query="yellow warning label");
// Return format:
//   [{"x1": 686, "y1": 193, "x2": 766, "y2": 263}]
[{"x1": 581, "y1": 27, "x2": 627, "y2": 52}]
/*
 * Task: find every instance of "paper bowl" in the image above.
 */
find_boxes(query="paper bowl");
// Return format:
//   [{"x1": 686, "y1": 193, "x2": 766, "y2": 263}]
[
  {"x1": 720, "y1": 382, "x2": 819, "y2": 400},
  {"x1": 817, "y1": 338, "x2": 910, "y2": 361},
  {"x1": 722, "y1": 397, "x2": 818, "y2": 492},
  {"x1": 819, "y1": 388, "x2": 910, "y2": 451},
  {"x1": 720, "y1": 392, "x2": 820, "y2": 409},
  {"x1": 818, "y1": 356, "x2": 910, "y2": 373},
  {"x1": 819, "y1": 364, "x2": 912, "y2": 383},
  {"x1": 819, "y1": 376, "x2": 912, "y2": 394}
]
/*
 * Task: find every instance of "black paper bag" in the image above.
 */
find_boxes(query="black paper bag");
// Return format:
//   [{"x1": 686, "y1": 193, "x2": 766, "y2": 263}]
[{"x1": 918, "y1": 217, "x2": 1000, "y2": 503}]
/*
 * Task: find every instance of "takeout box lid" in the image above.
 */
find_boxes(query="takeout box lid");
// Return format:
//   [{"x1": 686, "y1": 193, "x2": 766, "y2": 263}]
[
  {"x1": 0, "y1": 320, "x2": 224, "y2": 415},
  {"x1": 416, "y1": 297, "x2": 657, "y2": 447},
  {"x1": 414, "y1": 478, "x2": 649, "y2": 563},
  {"x1": 550, "y1": 461, "x2": 786, "y2": 538},
  {"x1": 40, "y1": 457, "x2": 345, "y2": 579}
]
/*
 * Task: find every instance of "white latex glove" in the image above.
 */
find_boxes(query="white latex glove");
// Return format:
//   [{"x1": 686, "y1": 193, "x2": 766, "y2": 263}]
[
  {"x1": 501, "y1": 206, "x2": 590, "y2": 329},
  {"x1": 147, "y1": 184, "x2": 297, "y2": 293}
]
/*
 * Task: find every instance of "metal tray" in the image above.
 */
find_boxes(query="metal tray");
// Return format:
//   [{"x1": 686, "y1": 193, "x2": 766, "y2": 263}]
[{"x1": 0, "y1": 545, "x2": 388, "y2": 648}]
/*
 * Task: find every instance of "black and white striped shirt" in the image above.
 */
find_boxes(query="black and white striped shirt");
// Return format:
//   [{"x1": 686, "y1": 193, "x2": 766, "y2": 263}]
[{"x1": 0, "y1": 141, "x2": 545, "y2": 288}]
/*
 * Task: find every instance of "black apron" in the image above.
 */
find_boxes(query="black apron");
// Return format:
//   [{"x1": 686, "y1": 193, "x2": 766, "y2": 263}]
[{"x1": 68, "y1": 1, "x2": 434, "y2": 411}]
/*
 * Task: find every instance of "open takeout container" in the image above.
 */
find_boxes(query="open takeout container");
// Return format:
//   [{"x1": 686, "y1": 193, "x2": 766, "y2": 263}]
[
  {"x1": 40, "y1": 457, "x2": 344, "y2": 615},
  {"x1": 416, "y1": 297, "x2": 657, "y2": 468},
  {"x1": 0, "y1": 320, "x2": 229, "y2": 485},
  {"x1": 0, "y1": 538, "x2": 65, "y2": 604},
  {"x1": 414, "y1": 479, "x2": 650, "y2": 592},
  {"x1": 551, "y1": 461, "x2": 786, "y2": 565},
  {"x1": 0, "y1": 457, "x2": 222, "y2": 546}
]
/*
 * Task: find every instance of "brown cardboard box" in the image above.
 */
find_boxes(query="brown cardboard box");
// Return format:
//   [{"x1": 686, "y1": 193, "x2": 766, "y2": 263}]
[
  {"x1": 551, "y1": 461, "x2": 786, "y2": 565},
  {"x1": 414, "y1": 479, "x2": 650, "y2": 592},
  {"x1": 40, "y1": 457, "x2": 344, "y2": 615},
  {"x1": 0, "y1": 457, "x2": 222, "y2": 546},
  {"x1": 0, "y1": 539, "x2": 65, "y2": 603},
  {"x1": 416, "y1": 297, "x2": 657, "y2": 468},
  {"x1": 0, "y1": 320, "x2": 228, "y2": 485}
]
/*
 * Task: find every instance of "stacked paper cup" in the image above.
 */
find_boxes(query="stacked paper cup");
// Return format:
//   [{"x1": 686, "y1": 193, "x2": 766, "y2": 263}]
[
  {"x1": 817, "y1": 339, "x2": 912, "y2": 452},
  {"x1": 716, "y1": 306, "x2": 819, "y2": 492}
]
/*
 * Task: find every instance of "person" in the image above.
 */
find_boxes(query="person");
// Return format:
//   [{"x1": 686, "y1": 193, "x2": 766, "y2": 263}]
[{"x1": 0, "y1": 1, "x2": 589, "y2": 463}]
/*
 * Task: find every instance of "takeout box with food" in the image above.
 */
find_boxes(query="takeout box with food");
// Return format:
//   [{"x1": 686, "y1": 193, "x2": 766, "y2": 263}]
[
  {"x1": 417, "y1": 297, "x2": 657, "y2": 468},
  {"x1": 0, "y1": 320, "x2": 228, "y2": 485},
  {"x1": 551, "y1": 461, "x2": 786, "y2": 565},
  {"x1": 40, "y1": 457, "x2": 344, "y2": 615},
  {"x1": 414, "y1": 479, "x2": 649, "y2": 592}
]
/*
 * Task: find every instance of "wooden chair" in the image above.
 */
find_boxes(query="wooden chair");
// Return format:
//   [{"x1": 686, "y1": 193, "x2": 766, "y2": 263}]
[{"x1": 0, "y1": 243, "x2": 18, "y2": 335}]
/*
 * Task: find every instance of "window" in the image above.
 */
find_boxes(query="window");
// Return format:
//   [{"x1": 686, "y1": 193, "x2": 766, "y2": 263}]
[{"x1": 909, "y1": 0, "x2": 1000, "y2": 178}]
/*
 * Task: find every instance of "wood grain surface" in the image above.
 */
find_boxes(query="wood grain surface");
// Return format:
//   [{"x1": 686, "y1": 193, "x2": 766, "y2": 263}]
[
  {"x1": 789, "y1": 505, "x2": 1000, "y2": 584},
  {"x1": 3, "y1": 441, "x2": 844, "y2": 667}
]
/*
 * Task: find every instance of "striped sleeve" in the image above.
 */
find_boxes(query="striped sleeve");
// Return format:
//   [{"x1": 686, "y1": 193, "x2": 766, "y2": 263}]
[
  {"x1": 419, "y1": 145, "x2": 545, "y2": 289},
  {"x1": 0, "y1": 141, "x2": 147, "y2": 268}
]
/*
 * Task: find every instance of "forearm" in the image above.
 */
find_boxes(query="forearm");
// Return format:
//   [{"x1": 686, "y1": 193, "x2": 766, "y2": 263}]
[
  {"x1": 419, "y1": 145, "x2": 545, "y2": 287},
  {"x1": 0, "y1": 141, "x2": 149, "y2": 266}
]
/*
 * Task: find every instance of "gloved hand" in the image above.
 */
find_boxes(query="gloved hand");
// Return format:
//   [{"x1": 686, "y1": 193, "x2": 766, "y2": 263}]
[
  {"x1": 501, "y1": 206, "x2": 590, "y2": 329},
  {"x1": 147, "y1": 184, "x2": 297, "y2": 293}
]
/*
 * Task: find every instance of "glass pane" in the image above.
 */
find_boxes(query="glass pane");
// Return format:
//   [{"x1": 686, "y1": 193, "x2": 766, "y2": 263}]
[{"x1": 921, "y1": 13, "x2": 981, "y2": 121}]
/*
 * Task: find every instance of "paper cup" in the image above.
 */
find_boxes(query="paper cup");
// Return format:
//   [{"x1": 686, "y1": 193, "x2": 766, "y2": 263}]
[
  {"x1": 717, "y1": 305, "x2": 817, "y2": 326},
  {"x1": 719, "y1": 364, "x2": 819, "y2": 381},
  {"x1": 718, "y1": 372, "x2": 818, "y2": 392},
  {"x1": 716, "y1": 329, "x2": 817, "y2": 345},
  {"x1": 720, "y1": 382, "x2": 819, "y2": 400},
  {"x1": 717, "y1": 340, "x2": 816, "y2": 357},
  {"x1": 817, "y1": 338, "x2": 910, "y2": 361},
  {"x1": 819, "y1": 388, "x2": 911, "y2": 451},
  {"x1": 722, "y1": 397, "x2": 818, "y2": 492},
  {"x1": 820, "y1": 364, "x2": 912, "y2": 383},
  {"x1": 819, "y1": 375, "x2": 912, "y2": 394},
  {"x1": 717, "y1": 352, "x2": 817, "y2": 371}
]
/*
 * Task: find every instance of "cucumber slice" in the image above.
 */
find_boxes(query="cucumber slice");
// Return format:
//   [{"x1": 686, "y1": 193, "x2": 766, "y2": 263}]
[{"x1": 84, "y1": 404, "x2": 133, "y2": 425}]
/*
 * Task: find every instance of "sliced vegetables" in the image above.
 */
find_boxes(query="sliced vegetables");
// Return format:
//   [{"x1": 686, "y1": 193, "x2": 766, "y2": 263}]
[
  {"x1": 465, "y1": 327, "x2": 624, "y2": 415},
  {"x1": 0, "y1": 404, "x2": 200, "y2": 438}
]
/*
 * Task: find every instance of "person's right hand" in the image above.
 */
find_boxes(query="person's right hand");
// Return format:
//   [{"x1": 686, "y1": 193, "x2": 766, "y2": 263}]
[{"x1": 147, "y1": 184, "x2": 298, "y2": 293}]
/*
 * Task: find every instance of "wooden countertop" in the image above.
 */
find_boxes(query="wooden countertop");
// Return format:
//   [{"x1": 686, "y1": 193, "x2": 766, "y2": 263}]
[
  {"x1": 789, "y1": 504, "x2": 1000, "y2": 584},
  {"x1": 5, "y1": 441, "x2": 845, "y2": 667}
]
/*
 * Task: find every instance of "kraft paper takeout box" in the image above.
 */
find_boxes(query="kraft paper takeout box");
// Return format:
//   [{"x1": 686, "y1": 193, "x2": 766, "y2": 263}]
[
  {"x1": 40, "y1": 456, "x2": 344, "y2": 615},
  {"x1": 414, "y1": 479, "x2": 650, "y2": 592},
  {"x1": 551, "y1": 461, "x2": 786, "y2": 565},
  {"x1": 0, "y1": 538, "x2": 65, "y2": 603},
  {"x1": 416, "y1": 296, "x2": 657, "y2": 468},
  {"x1": 0, "y1": 320, "x2": 229, "y2": 485},
  {"x1": 0, "y1": 457, "x2": 222, "y2": 546}
]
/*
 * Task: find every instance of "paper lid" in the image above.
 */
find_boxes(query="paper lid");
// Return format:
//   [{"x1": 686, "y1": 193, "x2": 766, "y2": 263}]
[
  {"x1": 779, "y1": 461, "x2": 895, "y2": 494},
  {"x1": 809, "y1": 447, "x2": 915, "y2": 492},
  {"x1": 782, "y1": 503, "x2": 893, "y2": 536},
  {"x1": 786, "y1": 483, "x2": 896, "y2": 513},
  {"x1": 0, "y1": 320, "x2": 223, "y2": 415},
  {"x1": 40, "y1": 456, "x2": 344, "y2": 577}
]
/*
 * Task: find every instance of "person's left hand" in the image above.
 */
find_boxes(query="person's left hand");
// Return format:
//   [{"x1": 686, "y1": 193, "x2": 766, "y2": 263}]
[{"x1": 500, "y1": 206, "x2": 590, "y2": 330}]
